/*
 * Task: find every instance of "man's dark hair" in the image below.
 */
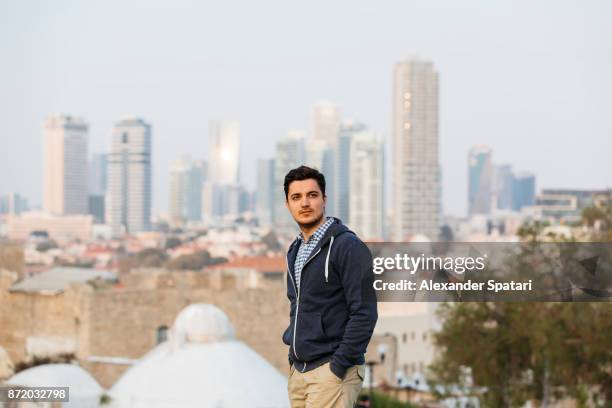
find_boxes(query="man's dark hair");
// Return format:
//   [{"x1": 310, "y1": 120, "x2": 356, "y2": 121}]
[{"x1": 283, "y1": 165, "x2": 326, "y2": 201}]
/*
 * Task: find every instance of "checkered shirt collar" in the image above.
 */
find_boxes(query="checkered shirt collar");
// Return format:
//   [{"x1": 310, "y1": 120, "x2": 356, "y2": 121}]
[{"x1": 297, "y1": 216, "x2": 335, "y2": 245}]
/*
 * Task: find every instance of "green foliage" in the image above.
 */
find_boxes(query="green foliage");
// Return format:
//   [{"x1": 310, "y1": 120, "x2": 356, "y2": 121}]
[
  {"x1": 118, "y1": 248, "x2": 168, "y2": 273},
  {"x1": 165, "y1": 250, "x2": 226, "y2": 271},
  {"x1": 164, "y1": 236, "x2": 182, "y2": 250},
  {"x1": 358, "y1": 391, "x2": 417, "y2": 408},
  {"x1": 432, "y1": 206, "x2": 612, "y2": 406},
  {"x1": 14, "y1": 353, "x2": 76, "y2": 373},
  {"x1": 581, "y1": 204, "x2": 612, "y2": 241},
  {"x1": 431, "y1": 302, "x2": 612, "y2": 407},
  {"x1": 35, "y1": 239, "x2": 58, "y2": 252},
  {"x1": 261, "y1": 230, "x2": 282, "y2": 251}
]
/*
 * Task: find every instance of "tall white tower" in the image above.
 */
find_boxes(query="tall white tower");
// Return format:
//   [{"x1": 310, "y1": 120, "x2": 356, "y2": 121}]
[
  {"x1": 43, "y1": 115, "x2": 89, "y2": 215},
  {"x1": 312, "y1": 101, "x2": 341, "y2": 145},
  {"x1": 349, "y1": 132, "x2": 384, "y2": 240},
  {"x1": 209, "y1": 121, "x2": 240, "y2": 185},
  {"x1": 106, "y1": 117, "x2": 152, "y2": 236},
  {"x1": 392, "y1": 59, "x2": 441, "y2": 241}
]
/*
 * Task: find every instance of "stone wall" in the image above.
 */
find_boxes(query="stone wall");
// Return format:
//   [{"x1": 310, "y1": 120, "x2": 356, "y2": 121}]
[{"x1": 0, "y1": 269, "x2": 291, "y2": 388}]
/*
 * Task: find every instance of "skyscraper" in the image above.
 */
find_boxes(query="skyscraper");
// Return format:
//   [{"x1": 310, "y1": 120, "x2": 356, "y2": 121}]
[
  {"x1": 0, "y1": 193, "x2": 28, "y2": 215},
  {"x1": 335, "y1": 121, "x2": 367, "y2": 222},
  {"x1": 312, "y1": 101, "x2": 341, "y2": 145},
  {"x1": 468, "y1": 146, "x2": 493, "y2": 215},
  {"x1": 202, "y1": 121, "x2": 241, "y2": 223},
  {"x1": 494, "y1": 164, "x2": 514, "y2": 211},
  {"x1": 169, "y1": 157, "x2": 206, "y2": 223},
  {"x1": 349, "y1": 132, "x2": 384, "y2": 240},
  {"x1": 512, "y1": 172, "x2": 536, "y2": 211},
  {"x1": 274, "y1": 130, "x2": 305, "y2": 227},
  {"x1": 256, "y1": 158, "x2": 275, "y2": 225},
  {"x1": 89, "y1": 153, "x2": 108, "y2": 196},
  {"x1": 209, "y1": 121, "x2": 240, "y2": 185},
  {"x1": 43, "y1": 115, "x2": 89, "y2": 215},
  {"x1": 304, "y1": 139, "x2": 334, "y2": 209},
  {"x1": 106, "y1": 117, "x2": 152, "y2": 236},
  {"x1": 392, "y1": 59, "x2": 441, "y2": 240},
  {"x1": 88, "y1": 153, "x2": 108, "y2": 223}
]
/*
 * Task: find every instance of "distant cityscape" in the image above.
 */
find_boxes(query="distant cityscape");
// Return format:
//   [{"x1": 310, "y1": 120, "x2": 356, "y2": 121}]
[{"x1": 0, "y1": 57, "x2": 610, "y2": 244}]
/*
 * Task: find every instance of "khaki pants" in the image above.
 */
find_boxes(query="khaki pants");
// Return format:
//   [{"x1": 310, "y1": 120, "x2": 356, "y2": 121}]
[{"x1": 288, "y1": 362, "x2": 365, "y2": 408}]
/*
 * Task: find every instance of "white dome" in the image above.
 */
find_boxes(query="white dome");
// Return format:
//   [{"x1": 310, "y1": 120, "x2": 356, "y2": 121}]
[
  {"x1": 6, "y1": 363, "x2": 103, "y2": 407},
  {"x1": 172, "y1": 303, "x2": 234, "y2": 344},
  {"x1": 107, "y1": 304, "x2": 289, "y2": 408}
]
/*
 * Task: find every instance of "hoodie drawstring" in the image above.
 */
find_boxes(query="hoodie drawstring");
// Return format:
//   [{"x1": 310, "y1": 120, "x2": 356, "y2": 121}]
[{"x1": 325, "y1": 236, "x2": 334, "y2": 283}]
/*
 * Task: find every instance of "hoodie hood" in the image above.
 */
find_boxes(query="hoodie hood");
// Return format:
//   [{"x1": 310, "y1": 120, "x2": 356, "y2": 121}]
[{"x1": 287, "y1": 217, "x2": 354, "y2": 284}]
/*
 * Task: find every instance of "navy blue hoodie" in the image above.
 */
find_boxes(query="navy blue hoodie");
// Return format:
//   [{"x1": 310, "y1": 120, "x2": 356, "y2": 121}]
[{"x1": 282, "y1": 217, "x2": 378, "y2": 379}]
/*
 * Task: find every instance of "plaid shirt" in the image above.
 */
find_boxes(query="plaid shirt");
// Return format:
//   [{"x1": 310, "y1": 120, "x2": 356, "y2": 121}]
[{"x1": 294, "y1": 217, "x2": 335, "y2": 292}]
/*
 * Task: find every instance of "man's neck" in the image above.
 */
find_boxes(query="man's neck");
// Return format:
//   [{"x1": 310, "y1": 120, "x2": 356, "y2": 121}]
[{"x1": 300, "y1": 216, "x2": 327, "y2": 242}]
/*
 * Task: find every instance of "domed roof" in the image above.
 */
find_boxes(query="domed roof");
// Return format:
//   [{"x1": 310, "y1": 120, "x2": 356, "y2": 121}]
[
  {"x1": 108, "y1": 304, "x2": 289, "y2": 408},
  {"x1": 172, "y1": 304, "x2": 234, "y2": 344},
  {"x1": 6, "y1": 363, "x2": 103, "y2": 407}
]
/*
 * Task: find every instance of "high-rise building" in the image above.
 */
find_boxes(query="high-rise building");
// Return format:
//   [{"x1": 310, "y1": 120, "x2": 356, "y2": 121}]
[
  {"x1": 43, "y1": 115, "x2": 89, "y2": 215},
  {"x1": 312, "y1": 101, "x2": 340, "y2": 145},
  {"x1": 202, "y1": 121, "x2": 241, "y2": 223},
  {"x1": 0, "y1": 193, "x2": 29, "y2": 215},
  {"x1": 304, "y1": 139, "x2": 334, "y2": 210},
  {"x1": 494, "y1": 164, "x2": 514, "y2": 211},
  {"x1": 202, "y1": 182, "x2": 245, "y2": 221},
  {"x1": 89, "y1": 153, "x2": 108, "y2": 196},
  {"x1": 512, "y1": 172, "x2": 536, "y2": 211},
  {"x1": 468, "y1": 146, "x2": 493, "y2": 215},
  {"x1": 256, "y1": 159, "x2": 275, "y2": 225},
  {"x1": 392, "y1": 59, "x2": 441, "y2": 240},
  {"x1": 349, "y1": 132, "x2": 384, "y2": 240},
  {"x1": 209, "y1": 121, "x2": 240, "y2": 185},
  {"x1": 169, "y1": 158, "x2": 206, "y2": 223},
  {"x1": 334, "y1": 121, "x2": 367, "y2": 222},
  {"x1": 106, "y1": 117, "x2": 152, "y2": 236},
  {"x1": 274, "y1": 130, "x2": 305, "y2": 227},
  {"x1": 88, "y1": 153, "x2": 108, "y2": 224}
]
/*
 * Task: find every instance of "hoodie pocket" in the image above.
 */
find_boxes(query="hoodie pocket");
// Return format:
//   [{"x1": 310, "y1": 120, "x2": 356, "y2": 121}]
[
  {"x1": 282, "y1": 325, "x2": 292, "y2": 346},
  {"x1": 295, "y1": 312, "x2": 331, "y2": 361}
]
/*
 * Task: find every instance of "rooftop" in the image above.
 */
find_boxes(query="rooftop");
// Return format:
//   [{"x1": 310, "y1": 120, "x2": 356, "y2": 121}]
[
  {"x1": 10, "y1": 267, "x2": 116, "y2": 295},
  {"x1": 207, "y1": 256, "x2": 285, "y2": 273}
]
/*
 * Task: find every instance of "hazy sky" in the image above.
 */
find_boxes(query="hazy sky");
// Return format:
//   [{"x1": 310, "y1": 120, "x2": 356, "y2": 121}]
[{"x1": 1, "y1": 0, "x2": 610, "y2": 216}]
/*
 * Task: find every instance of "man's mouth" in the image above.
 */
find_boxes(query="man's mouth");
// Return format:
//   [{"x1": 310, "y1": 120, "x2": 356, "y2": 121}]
[{"x1": 300, "y1": 210, "x2": 313, "y2": 215}]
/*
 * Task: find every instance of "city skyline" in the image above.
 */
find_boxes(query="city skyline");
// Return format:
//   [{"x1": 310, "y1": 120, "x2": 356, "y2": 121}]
[{"x1": 1, "y1": 1, "x2": 611, "y2": 217}]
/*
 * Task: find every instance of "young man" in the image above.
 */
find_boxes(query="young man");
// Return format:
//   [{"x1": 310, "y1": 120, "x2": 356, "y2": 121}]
[{"x1": 281, "y1": 165, "x2": 378, "y2": 408}]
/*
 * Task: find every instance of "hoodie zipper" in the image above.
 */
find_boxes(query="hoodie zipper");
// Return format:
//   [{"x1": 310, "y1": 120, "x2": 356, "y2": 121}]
[{"x1": 287, "y1": 244, "x2": 324, "y2": 367}]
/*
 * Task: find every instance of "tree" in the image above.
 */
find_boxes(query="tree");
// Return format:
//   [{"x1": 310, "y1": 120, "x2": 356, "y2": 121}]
[
  {"x1": 261, "y1": 230, "x2": 282, "y2": 252},
  {"x1": 431, "y1": 208, "x2": 612, "y2": 407},
  {"x1": 118, "y1": 248, "x2": 168, "y2": 273},
  {"x1": 165, "y1": 250, "x2": 226, "y2": 271},
  {"x1": 164, "y1": 236, "x2": 182, "y2": 250},
  {"x1": 431, "y1": 302, "x2": 611, "y2": 407}
]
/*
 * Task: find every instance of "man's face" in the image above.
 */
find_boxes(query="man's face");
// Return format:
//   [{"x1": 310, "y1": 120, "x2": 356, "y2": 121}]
[{"x1": 285, "y1": 179, "x2": 326, "y2": 228}]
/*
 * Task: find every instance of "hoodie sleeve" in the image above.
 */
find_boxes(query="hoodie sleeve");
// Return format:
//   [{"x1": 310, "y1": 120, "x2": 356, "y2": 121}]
[
  {"x1": 283, "y1": 259, "x2": 297, "y2": 365},
  {"x1": 330, "y1": 236, "x2": 378, "y2": 379}
]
